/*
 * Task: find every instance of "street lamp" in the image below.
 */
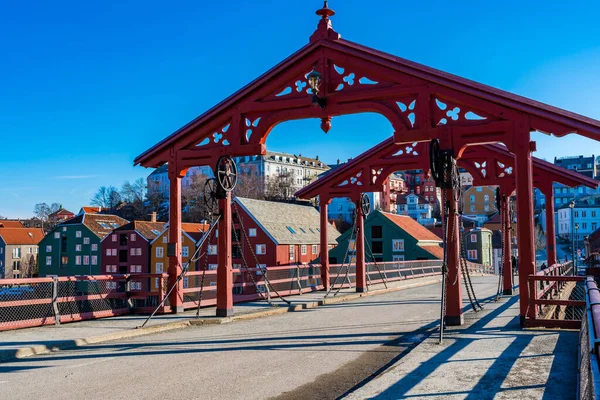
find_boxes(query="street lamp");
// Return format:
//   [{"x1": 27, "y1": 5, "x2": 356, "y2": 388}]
[
  {"x1": 569, "y1": 200, "x2": 575, "y2": 273},
  {"x1": 307, "y1": 69, "x2": 327, "y2": 108},
  {"x1": 575, "y1": 222, "x2": 580, "y2": 273}
]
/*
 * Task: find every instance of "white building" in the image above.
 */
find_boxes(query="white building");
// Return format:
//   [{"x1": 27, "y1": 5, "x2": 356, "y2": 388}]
[
  {"x1": 557, "y1": 195, "x2": 600, "y2": 251},
  {"x1": 396, "y1": 193, "x2": 435, "y2": 225},
  {"x1": 147, "y1": 151, "x2": 329, "y2": 198}
]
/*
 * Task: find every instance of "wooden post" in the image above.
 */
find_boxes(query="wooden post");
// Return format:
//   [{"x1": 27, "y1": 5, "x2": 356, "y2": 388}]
[
  {"x1": 355, "y1": 197, "x2": 367, "y2": 292},
  {"x1": 445, "y1": 187, "x2": 463, "y2": 326},
  {"x1": 501, "y1": 189, "x2": 514, "y2": 295},
  {"x1": 514, "y1": 128, "x2": 537, "y2": 325},
  {"x1": 542, "y1": 184, "x2": 557, "y2": 267},
  {"x1": 168, "y1": 161, "x2": 184, "y2": 313},
  {"x1": 216, "y1": 193, "x2": 233, "y2": 317},
  {"x1": 320, "y1": 197, "x2": 330, "y2": 290}
]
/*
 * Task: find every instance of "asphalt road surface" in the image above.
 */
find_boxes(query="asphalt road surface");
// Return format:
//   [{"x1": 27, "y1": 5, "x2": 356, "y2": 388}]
[{"x1": 0, "y1": 277, "x2": 499, "y2": 400}]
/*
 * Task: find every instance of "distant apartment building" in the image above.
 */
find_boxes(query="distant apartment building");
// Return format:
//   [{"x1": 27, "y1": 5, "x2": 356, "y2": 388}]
[
  {"x1": 557, "y1": 194, "x2": 600, "y2": 246},
  {"x1": 553, "y1": 155, "x2": 600, "y2": 207},
  {"x1": 0, "y1": 228, "x2": 44, "y2": 278},
  {"x1": 39, "y1": 214, "x2": 128, "y2": 276},
  {"x1": 147, "y1": 151, "x2": 329, "y2": 198},
  {"x1": 463, "y1": 186, "x2": 497, "y2": 218}
]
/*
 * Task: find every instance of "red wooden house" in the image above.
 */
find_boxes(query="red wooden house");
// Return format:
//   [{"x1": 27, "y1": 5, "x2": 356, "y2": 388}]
[
  {"x1": 101, "y1": 221, "x2": 166, "y2": 292},
  {"x1": 199, "y1": 197, "x2": 339, "y2": 293}
]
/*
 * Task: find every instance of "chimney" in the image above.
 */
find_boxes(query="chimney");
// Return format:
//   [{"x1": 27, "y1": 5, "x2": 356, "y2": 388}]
[
  {"x1": 150, "y1": 212, "x2": 157, "y2": 222},
  {"x1": 337, "y1": 159, "x2": 340, "y2": 165}
]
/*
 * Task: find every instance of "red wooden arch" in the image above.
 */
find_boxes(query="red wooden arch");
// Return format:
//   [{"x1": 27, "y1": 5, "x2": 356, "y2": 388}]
[{"x1": 133, "y1": 3, "x2": 600, "y2": 322}]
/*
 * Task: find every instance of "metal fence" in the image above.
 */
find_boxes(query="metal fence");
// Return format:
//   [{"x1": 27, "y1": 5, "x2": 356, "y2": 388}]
[
  {"x1": 0, "y1": 260, "x2": 493, "y2": 331},
  {"x1": 578, "y1": 276, "x2": 600, "y2": 399}
]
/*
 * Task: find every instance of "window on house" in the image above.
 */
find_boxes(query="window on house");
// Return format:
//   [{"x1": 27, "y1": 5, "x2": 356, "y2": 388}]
[
  {"x1": 470, "y1": 195, "x2": 475, "y2": 202},
  {"x1": 46, "y1": 245, "x2": 52, "y2": 252},
  {"x1": 593, "y1": 211, "x2": 597, "y2": 218},
  {"x1": 249, "y1": 228, "x2": 257, "y2": 237},
  {"x1": 182, "y1": 246, "x2": 189, "y2": 257},
  {"x1": 593, "y1": 223, "x2": 598, "y2": 231},
  {"x1": 91, "y1": 256, "x2": 97, "y2": 265},
  {"x1": 289, "y1": 245, "x2": 295, "y2": 260},
  {"x1": 208, "y1": 264, "x2": 218, "y2": 270},
  {"x1": 312, "y1": 245, "x2": 318, "y2": 254},
  {"x1": 46, "y1": 256, "x2": 52, "y2": 266},
  {"x1": 484, "y1": 194, "x2": 489, "y2": 202},
  {"x1": 112, "y1": 234, "x2": 117, "y2": 242},
  {"x1": 393, "y1": 255, "x2": 405, "y2": 262},
  {"x1": 130, "y1": 248, "x2": 135, "y2": 256},
  {"x1": 208, "y1": 245, "x2": 217, "y2": 255},
  {"x1": 301, "y1": 245, "x2": 307, "y2": 255},
  {"x1": 232, "y1": 245, "x2": 242, "y2": 259},
  {"x1": 371, "y1": 226, "x2": 383, "y2": 239},
  {"x1": 135, "y1": 248, "x2": 142, "y2": 256},
  {"x1": 470, "y1": 205, "x2": 475, "y2": 212},
  {"x1": 467, "y1": 250, "x2": 478, "y2": 260},
  {"x1": 371, "y1": 241, "x2": 383, "y2": 254},
  {"x1": 84, "y1": 237, "x2": 90, "y2": 245},
  {"x1": 61, "y1": 237, "x2": 67, "y2": 252},
  {"x1": 476, "y1": 187, "x2": 483, "y2": 192},
  {"x1": 471, "y1": 234, "x2": 477, "y2": 243},
  {"x1": 575, "y1": 211, "x2": 579, "y2": 218},
  {"x1": 583, "y1": 211, "x2": 587, "y2": 218},
  {"x1": 76, "y1": 244, "x2": 82, "y2": 252},
  {"x1": 12, "y1": 248, "x2": 21, "y2": 258},
  {"x1": 61, "y1": 256, "x2": 68, "y2": 265},
  {"x1": 484, "y1": 205, "x2": 490, "y2": 212},
  {"x1": 163, "y1": 236, "x2": 168, "y2": 243},
  {"x1": 54, "y1": 232, "x2": 60, "y2": 239},
  {"x1": 392, "y1": 239, "x2": 404, "y2": 252},
  {"x1": 75, "y1": 256, "x2": 82, "y2": 265},
  {"x1": 582, "y1": 223, "x2": 587, "y2": 229},
  {"x1": 91, "y1": 244, "x2": 97, "y2": 251},
  {"x1": 130, "y1": 234, "x2": 136, "y2": 242},
  {"x1": 156, "y1": 263, "x2": 164, "y2": 274},
  {"x1": 83, "y1": 256, "x2": 90, "y2": 265},
  {"x1": 76, "y1": 231, "x2": 82, "y2": 238},
  {"x1": 256, "y1": 244, "x2": 266, "y2": 255},
  {"x1": 12, "y1": 261, "x2": 20, "y2": 271},
  {"x1": 120, "y1": 234, "x2": 128, "y2": 246},
  {"x1": 156, "y1": 247, "x2": 164, "y2": 258}
]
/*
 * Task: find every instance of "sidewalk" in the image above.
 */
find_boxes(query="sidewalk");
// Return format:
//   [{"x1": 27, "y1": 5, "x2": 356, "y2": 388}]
[
  {"x1": 0, "y1": 275, "x2": 441, "y2": 362},
  {"x1": 344, "y1": 294, "x2": 578, "y2": 400}
]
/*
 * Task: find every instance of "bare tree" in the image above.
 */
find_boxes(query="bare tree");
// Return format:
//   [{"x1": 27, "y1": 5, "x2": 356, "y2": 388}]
[
  {"x1": 535, "y1": 224, "x2": 546, "y2": 251},
  {"x1": 20, "y1": 254, "x2": 38, "y2": 278},
  {"x1": 91, "y1": 186, "x2": 121, "y2": 210},
  {"x1": 264, "y1": 171, "x2": 294, "y2": 201},
  {"x1": 234, "y1": 165, "x2": 265, "y2": 200},
  {"x1": 182, "y1": 172, "x2": 210, "y2": 222},
  {"x1": 33, "y1": 203, "x2": 51, "y2": 230},
  {"x1": 121, "y1": 178, "x2": 147, "y2": 219}
]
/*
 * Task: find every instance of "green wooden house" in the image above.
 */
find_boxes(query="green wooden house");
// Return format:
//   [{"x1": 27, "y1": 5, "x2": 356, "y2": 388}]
[
  {"x1": 463, "y1": 227, "x2": 493, "y2": 266},
  {"x1": 328, "y1": 210, "x2": 443, "y2": 264},
  {"x1": 39, "y1": 213, "x2": 128, "y2": 276}
]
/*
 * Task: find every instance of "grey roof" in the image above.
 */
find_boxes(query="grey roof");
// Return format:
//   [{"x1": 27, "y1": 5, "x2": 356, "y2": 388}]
[{"x1": 234, "y1": 197, "x2": 339, "y2": 245}]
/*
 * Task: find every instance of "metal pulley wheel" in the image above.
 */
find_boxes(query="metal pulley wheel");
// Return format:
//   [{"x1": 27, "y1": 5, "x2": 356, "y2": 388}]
[
  {"x1": 360, "y1": 193, "x2": 371, "y2": 217},
  {"x1": 216, "y1": 156, "x2": 238, "y2": 193},
  {"x1": 203, "y1": 178, "x2": 219, "y2": 213}
]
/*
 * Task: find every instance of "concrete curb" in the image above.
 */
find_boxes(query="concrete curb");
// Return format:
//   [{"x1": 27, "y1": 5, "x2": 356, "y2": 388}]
[{"x1": 0, "y1": 277, "x2": 442, "y2": 363}]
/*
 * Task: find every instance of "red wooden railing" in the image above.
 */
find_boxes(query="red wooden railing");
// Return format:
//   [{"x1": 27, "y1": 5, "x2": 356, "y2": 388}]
[{"x1": 0, "y1": 260, "x2": 493, "y2": 332}]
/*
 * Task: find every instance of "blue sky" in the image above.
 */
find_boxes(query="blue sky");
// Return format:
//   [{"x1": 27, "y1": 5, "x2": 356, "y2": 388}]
[{"x1": 1, "y1": 0, "x2": 600, "y2": 218}]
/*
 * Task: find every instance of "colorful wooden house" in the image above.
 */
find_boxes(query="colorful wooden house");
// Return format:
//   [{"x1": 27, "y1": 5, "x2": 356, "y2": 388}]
[
  {"x1": 329, "y1": 210, "x2": 443, "y2": 264},
  {"x1": 101, "y1": 221, "x2": 166, "y2": 292},
  {"x1": 0, "y1": 228, "x2": 44, "y2": 278},
  {"x1": 463, "y1": 227, "x2": 493, "y2": 266},
  {"x1": 149, "y1": 223, "x2": 209, "y2": 290},
  {"x1": 39, "y1": 213, "x2": 128, "y2": 277}
]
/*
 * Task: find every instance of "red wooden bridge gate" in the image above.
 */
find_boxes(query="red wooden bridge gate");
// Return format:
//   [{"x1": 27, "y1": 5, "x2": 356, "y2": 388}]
[{"x1": 134, "y1": 2, "x2": 600, "y2": 324}]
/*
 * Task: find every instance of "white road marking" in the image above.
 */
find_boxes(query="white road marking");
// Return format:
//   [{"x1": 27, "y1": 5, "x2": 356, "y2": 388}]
[{"x1": 64, "y1": 357, "x2": 115, "y2": 369}]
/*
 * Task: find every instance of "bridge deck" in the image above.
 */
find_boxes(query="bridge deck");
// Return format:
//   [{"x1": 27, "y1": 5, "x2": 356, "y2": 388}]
[{"x1": 0, "y1": 276, "x2": 576, "y2": 400}]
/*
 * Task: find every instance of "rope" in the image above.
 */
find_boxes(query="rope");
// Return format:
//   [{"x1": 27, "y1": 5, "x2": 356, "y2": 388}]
[{"x1": 327, "y1": 210, "x2": 359, "y2": 298}]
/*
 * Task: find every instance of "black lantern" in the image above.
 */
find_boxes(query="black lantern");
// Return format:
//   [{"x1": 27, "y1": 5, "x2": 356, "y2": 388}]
[{"x1": 307, "y1": 69, "x2": 326, "y2": 108}]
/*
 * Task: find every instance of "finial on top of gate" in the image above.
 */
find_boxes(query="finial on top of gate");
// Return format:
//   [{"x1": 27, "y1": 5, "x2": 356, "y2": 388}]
[{"x1": 310, "y1": 1, "x2": 340, "y2": 43}]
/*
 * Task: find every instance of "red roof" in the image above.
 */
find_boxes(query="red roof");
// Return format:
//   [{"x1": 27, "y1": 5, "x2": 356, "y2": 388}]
[
  {"x1": 135, "y1": 26, "x2": 600, "y2": 168},
  {"x1": 380, "y1": 212, "x2": 442, "y2": 242},
  {"x1": 80, "y1": 206, "x2": 104, "y2": 214},
  {"x1": 0, "y1": 228, "x2": 45, "y2": 245},
  {"x1": 0, "y1": 220, "x2": 25, "y2": 228},
  {"x1": 421, "y1": 245, "x2": 444, "y2": 260}
]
